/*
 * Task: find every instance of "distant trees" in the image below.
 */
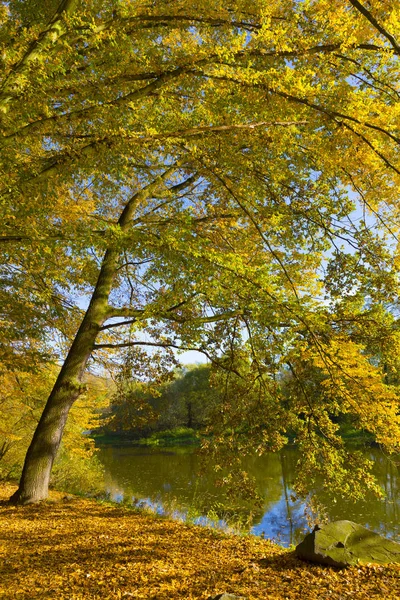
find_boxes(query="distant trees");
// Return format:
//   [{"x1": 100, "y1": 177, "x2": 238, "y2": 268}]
[
  {"x1": 105, "y1": 364, "x2": 218, "y2": 436},
  {"x1": 159, "y1": 365, "x2": 218, "y2": 430}
]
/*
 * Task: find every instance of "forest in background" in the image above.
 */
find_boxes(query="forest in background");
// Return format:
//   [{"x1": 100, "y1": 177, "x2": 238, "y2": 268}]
[{"x1": 96, "y1": 362, "x2": 376, "y2": 447}]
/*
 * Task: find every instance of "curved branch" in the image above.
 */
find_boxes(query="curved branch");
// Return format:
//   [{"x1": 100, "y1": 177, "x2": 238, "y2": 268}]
[
  {"x1": 348, "y1": 0, "x2": 400, "y2": 54},
  {"x1": 92, "y1": 339, "x2": 244, "y2": 378},
  {"x1": 2, "y1": 65, "x2": 191, "y2": 142},
  {"x1": 0, "y1": 0, "x2": 81, "y2": 114}
]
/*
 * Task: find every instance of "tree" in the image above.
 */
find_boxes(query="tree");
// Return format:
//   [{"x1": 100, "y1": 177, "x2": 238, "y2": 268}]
[
  {"x1": 0, "y1": 363, "x2": 108, "y2": 490},
  {"x1": 163, "y1": 365, "x2": 216, "y2": 430},
  {"x1": 1, "y1": 0, "x2": 400, "y2": 503},
  {"x1": 104, "y1": 364, "x2": 216, "y2": 435}
]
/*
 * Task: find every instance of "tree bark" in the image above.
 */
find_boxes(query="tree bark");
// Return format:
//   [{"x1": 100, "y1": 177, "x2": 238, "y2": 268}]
[
  {"x1": 187, "y1": 401, "x2": 193, "y2": 429},
  {"x1": 9, "y1": 248, "x2": 117, "y2": 504},
  {"x1": 9, "y1": 169, "x2": 175, "y2": 503}
]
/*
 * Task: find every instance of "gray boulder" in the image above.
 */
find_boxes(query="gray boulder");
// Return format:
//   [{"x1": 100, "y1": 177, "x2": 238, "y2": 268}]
[
  {"x1": 295, "y1": 520, "x2": 400, "y2": 567},
  {"x1": 208, "y1": 595, "x2": 247, "y2": 600}
]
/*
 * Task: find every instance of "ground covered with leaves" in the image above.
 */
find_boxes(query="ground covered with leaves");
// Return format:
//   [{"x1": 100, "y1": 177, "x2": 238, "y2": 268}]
[{"x1": 0, "y1": 484, "x2": 399, "y2": 599}]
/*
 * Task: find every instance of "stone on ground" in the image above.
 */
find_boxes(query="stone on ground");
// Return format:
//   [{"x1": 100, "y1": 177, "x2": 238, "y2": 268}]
[
  {"x1": 295, "y1": 520, "x2": 400, "y2": 567},
  {"x1": 208, "y1": 594, "x2": 247, "y2": 600}
]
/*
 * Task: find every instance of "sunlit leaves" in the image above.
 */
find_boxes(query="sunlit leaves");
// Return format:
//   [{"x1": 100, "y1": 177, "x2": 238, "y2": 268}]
[
  {"x1": 2, "y1": 481, "x2": 399, "y2": 599},
  {"x1": 2, "y1": 0, "x2": 400, "y2": 501}
]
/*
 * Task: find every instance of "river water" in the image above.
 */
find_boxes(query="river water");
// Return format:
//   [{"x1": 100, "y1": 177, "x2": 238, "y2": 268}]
[{"x1": 97, "y1": 445, "x2": 399, "y2": 547}]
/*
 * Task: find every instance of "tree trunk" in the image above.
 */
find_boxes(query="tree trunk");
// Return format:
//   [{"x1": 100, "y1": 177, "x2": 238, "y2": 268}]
[
  {"x1": 187, "y1": 401, "x2": 193, "y2": 429},
  {"x1": 9, "y1": 249, "x2": 117, "y2": 504},
  {"x1": 9, "y1": 171, "x2": 173, "y2": 504}
]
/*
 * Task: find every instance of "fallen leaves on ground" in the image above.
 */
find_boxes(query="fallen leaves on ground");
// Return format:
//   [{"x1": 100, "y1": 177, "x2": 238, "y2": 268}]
[{"x1": 0, "y1": 483, "x2": 398, "y2": 599}]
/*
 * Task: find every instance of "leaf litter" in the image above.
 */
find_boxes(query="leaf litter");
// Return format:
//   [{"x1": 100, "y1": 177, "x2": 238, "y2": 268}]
[{"x1": 0, "y1": 483, "x2": 398, "y2": 599}]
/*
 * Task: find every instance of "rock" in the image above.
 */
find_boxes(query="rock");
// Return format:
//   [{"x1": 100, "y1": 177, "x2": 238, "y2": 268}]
[
  {"x1": 208, "y1": 594, "x2": 247, "y2": 600},
  {"x1": 63, "y1": 494, "x2": 75, "y2": 502},
  {"x1": 295, "y1": 520, "x2": 400, "y2": 567}
]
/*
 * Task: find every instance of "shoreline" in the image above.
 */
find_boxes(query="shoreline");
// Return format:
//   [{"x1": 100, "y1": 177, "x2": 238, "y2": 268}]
[
  {"x1": 91, "y1": 426, "x2": 377, "y2": 449},
  {"x1": 1, "y1": 482, "x2": 399, "y2": 599}
]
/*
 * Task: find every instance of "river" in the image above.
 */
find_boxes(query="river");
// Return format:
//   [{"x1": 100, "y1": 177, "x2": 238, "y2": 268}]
[{"x1": 97, "y1": 445, "x2": 399, "y2": 547}]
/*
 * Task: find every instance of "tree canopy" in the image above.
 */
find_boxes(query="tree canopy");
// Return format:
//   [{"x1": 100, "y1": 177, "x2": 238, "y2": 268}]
[{"x1": 1, "y1": 0, "x2": 400, "y2": 503}]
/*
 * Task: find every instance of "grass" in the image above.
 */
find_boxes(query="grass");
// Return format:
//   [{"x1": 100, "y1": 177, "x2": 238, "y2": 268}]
[
  {"x1": 136, "y1": 427, "x2": 200, "y2": 446},
  {"x1": 338, "y1": 423, "x2": 375, "y2": 446},
  {"x1": 94, "y1": 423, "x2": 377, "y2": 450},
  {"x1": 93, "y1": 427, "x2": 200, "y2": 447}
]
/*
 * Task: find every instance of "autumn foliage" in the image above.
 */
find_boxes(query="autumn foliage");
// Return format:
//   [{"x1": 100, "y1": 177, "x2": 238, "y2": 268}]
[
  {"x1": 1, "y1": 483, "x2": 399, "y2": 600},
  {"x1": 0, "y1": 365, "x2": 108, "y2": 493},
  {"x1": 1, "y1": 0, "x2": 400, "y2": 502}
]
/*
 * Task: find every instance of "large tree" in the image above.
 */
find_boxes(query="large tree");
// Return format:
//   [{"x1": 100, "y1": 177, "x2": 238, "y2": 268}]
[{"x1": 1, "y1": 0, "x2": 400, "y2": 503}]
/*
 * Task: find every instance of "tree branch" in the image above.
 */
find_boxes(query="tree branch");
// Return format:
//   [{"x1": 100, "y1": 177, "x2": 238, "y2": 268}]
[
  {"x1": 92, "y1": 339, "x2": 244, "y2": 378},
  {"x1": 63, "y1": 120, "x2": 308, "y2": 143},
  {"x1": 33, "y1": 119, "x2": 305, "y2": 180},
  {"x1": 3, "y1": 65, "x2": 189, "y2": 143},
  {"x1": 208, "y1": 167, "x2": 301, "y2": 302},
  {"x1": 99, "y1": 319, "x2": 139, "y2": 331},
  {"x1": 348, "y1": 0, "x2": 400, "y2": 54},
  {"x1": 105, "y1": 305, "x2": 244, "y2": 325},
  {"x1": 0, "y1": 0, "x2": 81, "y2": 114}
]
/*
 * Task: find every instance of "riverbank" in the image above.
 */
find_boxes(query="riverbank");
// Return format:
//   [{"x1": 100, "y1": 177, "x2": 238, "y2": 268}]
[
  {"x1": 0, "y1": 483, "x2": 399, "y2": 599},
  {"x1": 92, "y1": 424, "x2": 375, "y2": 449},
  {"x1": 92, "y1": 427, "x2": 201, "y2": 447}
]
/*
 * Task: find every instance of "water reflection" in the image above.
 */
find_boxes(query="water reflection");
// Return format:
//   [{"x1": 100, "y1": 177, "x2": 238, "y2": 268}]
[{"x1": 97, "y1": 445, "x2": 399, "y2": 547}]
